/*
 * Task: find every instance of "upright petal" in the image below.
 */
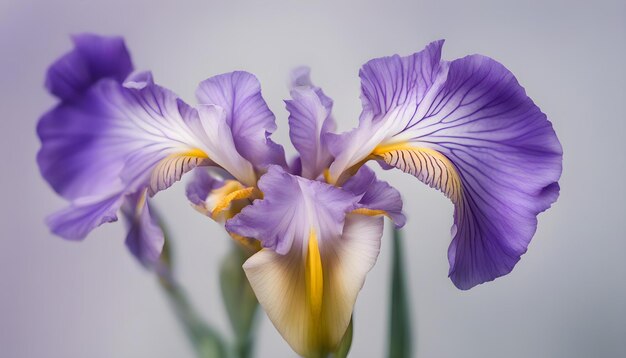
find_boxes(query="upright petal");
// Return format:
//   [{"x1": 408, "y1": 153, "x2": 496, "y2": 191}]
[
  {"x1": 327, "y1": 40, "x2": 445, "y2": 183},
  {"x1": 286, "y1": 67, "x2": 336, "y2": 179},
  {"x1": 45, "y1": 33, "x2": 133, "y2": 101},
  {"x1": 196, "y1": 71, "x2": 287, "y2": 168},
  {"x1": 328, "y1": 41, "x2": 562, "y2": 289}
]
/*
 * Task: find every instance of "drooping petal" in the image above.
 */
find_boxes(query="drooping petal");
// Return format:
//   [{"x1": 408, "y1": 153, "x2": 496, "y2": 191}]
[
  {"x1": 342, "y1": 165, "x2": 406, "y2": 227},
  {"x1": 38, "y1": 76, "x2": 255, "y2": 240},
  {"x1": 196, "y1": 71, "x2": 287, "y2": 168},
  {"x1": 46, "y1": 192, "x2": 124, "y2": 241},
  {"x1": 122, "y1": 190, "x2": 165, "y2": 267},
  {"x1": 45, "y1": 33, "x2": 133, "y2": 101},
  {"x1": 286, "y1": 67, "x2": 336, "y2": 179},
  {"x1": 243, "y1": 213, "x2": 383, "y2": 357},
  {"x1": 328, "y1": 40, "x2": 562, "y2": 289},
  {"x1": 226, "y1": 165, "x2": 359, "y2": 255}
]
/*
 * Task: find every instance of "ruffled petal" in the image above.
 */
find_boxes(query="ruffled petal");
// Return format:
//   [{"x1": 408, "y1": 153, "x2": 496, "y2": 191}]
[
  {"x1": 342, "y1": 165, "x2": 406, "y2": 227},
  {"x1": 286, "y1": 67, "x2": 335, "y2": 179},
  {"x1": 226, "y1": 165, "x2": 359, "y2": 255},
  {"x1": 327, "y1": 40, "x2": 445, "y2": 182},
  {"x1": 328, "y1": 40, "x2": 562, "y2": 289},
  {"x1": 45, "y1": 33, "x2": 133, "y2": 101},
  {"x1": 243, "y1": 213, "x2": 383, "y2": 357},
  {"x1": 196, "y1": 71, "x2": 287, "y2": 168}
]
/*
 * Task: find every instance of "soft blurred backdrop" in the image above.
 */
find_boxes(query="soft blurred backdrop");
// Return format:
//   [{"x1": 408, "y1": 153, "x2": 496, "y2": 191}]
[{"x1": 1, "y1": 0, "x2": 625, "y2": 357}]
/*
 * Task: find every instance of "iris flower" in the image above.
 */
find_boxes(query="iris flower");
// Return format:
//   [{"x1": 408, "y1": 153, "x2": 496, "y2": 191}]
[{"x1": 37, "y1": 34, "x2": 562, "y2": 357}]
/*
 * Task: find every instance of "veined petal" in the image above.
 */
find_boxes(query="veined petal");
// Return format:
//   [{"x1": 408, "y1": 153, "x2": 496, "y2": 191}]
[
  {"x1": 226, "y1": 165, "x2": 359, "y2": 255},
  {"x1": 242, "y1": 213, "x2": 383, "y2": 357},
  {"x1": 38, "y1": 75, "x2": 255, "y2": 240},
  {"x1": 46, "y1": 191, "x2": 124, "y2": 241},
  {"x1": 286, "y1": 67, "x2": 336, "y2": 179},
  {"x1": 329, "y1": 40, "x2": 562, "y2": 289},
  {"x1": 343, "y1": 165, "x2": 406, "y2": 227},
  {"x1": 327, "y1": 40, "x2": 445, "y2": 182},
  {"x1": 196, "y1": 71, "x2": 287, "y2": 168},
  {"x1": 122, "y1": 190, "x2": 165, "y2": 267},
  {"x1": 45, "y1": 33, "x2": 133, "y2": 101}
]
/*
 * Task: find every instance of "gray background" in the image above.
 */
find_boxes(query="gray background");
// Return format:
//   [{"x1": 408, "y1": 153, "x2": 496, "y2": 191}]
[{"x1": 1, "y1": 0, "x2": 624, "y2": 357}]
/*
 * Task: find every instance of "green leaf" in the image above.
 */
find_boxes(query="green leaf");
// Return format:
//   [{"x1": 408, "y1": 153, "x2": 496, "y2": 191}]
[
  {"x1": 333, "y1": 316, "x2": 354, "y2": 358},
  {"x1": 220, "y1": 244, "x2": 260, "y2": 358},
  {"x1": 388, "y1": 228, "x2": 413, "y2": 358}
]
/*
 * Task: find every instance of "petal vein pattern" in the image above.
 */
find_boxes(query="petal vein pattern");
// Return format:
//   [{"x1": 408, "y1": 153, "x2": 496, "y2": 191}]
[
  {"x1": 329, "y1": 40, "x2": 562, "y2": 289},
  {"x1": 38, "y1": 78, "x2": 255, "y2": 240}
]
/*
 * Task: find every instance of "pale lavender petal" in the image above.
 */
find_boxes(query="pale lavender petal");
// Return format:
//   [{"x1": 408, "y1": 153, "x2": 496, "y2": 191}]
[
  {"x1": 226, "y1": 165, "x2": 359, "y2": 254},
  {"x1": 123, "y1": 70, "x2": 154, "y2": 89},
  {"x1": 286, "y1": 86, "x2": 335, "y2": 179},
  {"x1": 122, "y1": 191, "x2": 165, "y2": 267},
  {"x1": 289, "y1": 66, "x2": 334, "y2": 113},
  {"x1": 342, "y1": 166, "x2": 406, "y2": 227},
  {"x1": 45, "y1": 33, "x2": 133, "y2": 101},
  {"x1": 196, "y1": 71, "x2": 287, "y2": 168},
  {"x1": 185, "y1": 169, "x2": 224, "y2": 207},
  {"x1": 46, "y1": 193, "x2": 124, "y2": 241}
]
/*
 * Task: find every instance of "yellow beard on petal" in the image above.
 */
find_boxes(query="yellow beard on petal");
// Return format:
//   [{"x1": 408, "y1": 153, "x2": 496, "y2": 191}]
[{"x1": 243, "y1": 215, "x2": 384, "y2": 358}]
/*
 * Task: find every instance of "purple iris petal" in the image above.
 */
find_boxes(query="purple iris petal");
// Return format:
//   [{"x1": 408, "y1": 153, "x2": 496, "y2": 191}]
[
  {"x1": 185, "y1": 169, "x2": 225, "y2": 208},
  {"x1": 423, "y1": 54, "x2": 562, "y2": 289},
  {"x1": 38, "y1": 73, "x2": 252, "y2": 245},
  {"x1": 286, "y1": 67, "x2": 336, "y2": 179},
  {"x1": 122, "y1": 191, "x2": 165, "y2": 267},
  {"x1": 342, "y1": 165, "x2": 406, "y2": 227},
  {"x1": 332, "y1": 40, "x2": 562, "y2": 289},
  {"x1": 226, "y1": 165, "x2": 359, "y2": 255},
  {"x1": 46, "y1": 192, "x2": 124, "y2": 241},
  {"x1": 45, "y1": 34, "x2": 133, "y2": 101},
  {"x1": 196, "y1": 71, "x2": 287, "y2": 169}
]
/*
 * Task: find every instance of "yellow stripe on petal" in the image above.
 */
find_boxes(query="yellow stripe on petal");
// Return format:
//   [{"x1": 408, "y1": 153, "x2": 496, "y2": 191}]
[
  {"x1": 149, "y1": 149, "x2": 209, "y2": 196},
  {"x1": 211, "y1": 186, "x2": 257, "y2": 219},
  {"x1": 372, "y1": 142, "x2": 463, "y2": 203},
  {"x1": 305, "y1": 229, "x2": 323, "y2": 320},
  {"x1": 351, "y1": 208, "x2": 388, "y2": 217},
  {"x1": 243, "y1": 214, "x2": 384, "y2": 358}
]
